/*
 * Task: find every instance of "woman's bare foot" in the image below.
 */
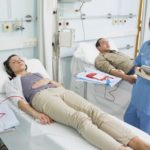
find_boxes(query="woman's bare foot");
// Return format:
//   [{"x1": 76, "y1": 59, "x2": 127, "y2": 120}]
[{"x1": 128, "y1": 136, "x2": 150, "y2": 150}]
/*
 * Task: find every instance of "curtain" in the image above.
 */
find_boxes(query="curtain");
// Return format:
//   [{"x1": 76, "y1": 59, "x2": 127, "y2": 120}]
[{"x1": 37, "y1": 0, "x2": 53, "y2": 79}]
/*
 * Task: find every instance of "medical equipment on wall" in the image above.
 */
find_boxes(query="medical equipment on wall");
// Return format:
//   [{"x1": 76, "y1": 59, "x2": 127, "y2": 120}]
[
  {"x1": 2, "y1": 21, "x2": 25, "y2": 32},
  {"x1": 1, "y1": 14, "x2": 35, "y2": 33},
  {"x1": 59, "y1": 28, "x2": 75, "y2": 47},
  {"x1": 59, "y1": 0, "x2": 92, "y2": 3}
]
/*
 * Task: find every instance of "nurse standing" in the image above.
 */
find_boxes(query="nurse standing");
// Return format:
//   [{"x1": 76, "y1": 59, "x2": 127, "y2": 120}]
[{"x1": 124, "y1": 19, "x2": 150, "y2": 134}]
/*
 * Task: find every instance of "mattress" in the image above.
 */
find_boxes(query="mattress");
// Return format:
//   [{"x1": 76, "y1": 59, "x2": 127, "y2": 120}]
[
  {"x1": 71, "y1": 57, "x2": 133, "y2": 119},
  {"x1": 1, "y1": 94, "x2": 150, "y2": 150}
]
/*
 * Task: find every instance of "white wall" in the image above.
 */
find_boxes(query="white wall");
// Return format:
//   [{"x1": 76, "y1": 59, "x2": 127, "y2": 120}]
[
  {"x1": 0, "y1": 0, "x2": 37, "y2": 60},
  {"x1": 58, "y1": 0, "x2": 140, "y2": 58},
  {"x1": 58, "y1": 0, "x2": 140, "y2": 88}
]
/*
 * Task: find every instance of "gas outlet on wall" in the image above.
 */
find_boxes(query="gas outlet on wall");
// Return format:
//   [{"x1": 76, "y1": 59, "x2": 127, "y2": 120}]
[{"x1": 2, "y1": 23, "x2": 13, "y2": 32}]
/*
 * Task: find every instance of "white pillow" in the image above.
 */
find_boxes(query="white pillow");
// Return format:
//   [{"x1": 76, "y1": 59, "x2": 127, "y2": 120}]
[
  {"x1": 25, "y1": 59, "x2": 50, "y2": 78},
  {"x1": 73, "y1": 40, "x2": 118, "y2": 65},
  {"x1": 0, "y1": 58, "x2": 50, "y2": 93},
  {"x1": 73, "y1": 43, "x2": 99, "y2": 65},
  {"x1": 109, "y1": 40, "x2": 118, "y2": 51},
  {"x1": 0, "y1": 63, "x2": 9, "y2": 93}
]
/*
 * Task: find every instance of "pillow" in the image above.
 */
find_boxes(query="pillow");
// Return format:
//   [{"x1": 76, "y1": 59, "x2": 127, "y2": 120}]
[
  {"x1": 0, "y1": 63, "x2": 9, "y2": 93},
  {"x1": 0, "y1": 58, "x2": 50, "y2": 93},
  {"x1": 73, "y1": 40, "x2": 118, "y2": 65},
  {"x1": 25, "y1": 59, "x2": 50, "y2": 78},
  {"x1": 73, "y1": 43, "x2": 99, "y2": 65},
  {"x1": 109, "y1": 40, "x2": 118, "y2": 51}
]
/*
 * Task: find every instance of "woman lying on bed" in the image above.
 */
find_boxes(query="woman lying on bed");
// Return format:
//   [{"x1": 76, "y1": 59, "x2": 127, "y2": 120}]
[{"x1": 3, "y1": 54, "x2": 150, "y2": 150}]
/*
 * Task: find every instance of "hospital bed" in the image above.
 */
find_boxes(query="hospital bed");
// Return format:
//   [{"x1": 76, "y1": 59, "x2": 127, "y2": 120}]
[
  {"x1": 0, "y1": 58, "x2": 98, "y2": 150},
  {"x1": 1, "y1": 58, "x2": 150, "y2": 150},
  {"x1": 71, "y1": 42, "x2": 133, "y2": 119}
]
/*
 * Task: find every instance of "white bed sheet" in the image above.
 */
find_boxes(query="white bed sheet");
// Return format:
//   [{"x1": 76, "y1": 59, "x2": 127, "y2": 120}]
[
  {"x1": 0, "y1": 94, "x2": 98, "y2": 150},
  {"x1": 71, "y1": 57, "x2": 133, "y2": 119},
  {"x1": 1, "y1": 94, "x2": 150, "y2": 150}
]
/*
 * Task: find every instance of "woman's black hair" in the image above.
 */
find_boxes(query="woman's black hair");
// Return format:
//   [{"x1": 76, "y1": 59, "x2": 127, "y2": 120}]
[{"x1": 3, "y1": 54, "x2": 27, "y2": 80}]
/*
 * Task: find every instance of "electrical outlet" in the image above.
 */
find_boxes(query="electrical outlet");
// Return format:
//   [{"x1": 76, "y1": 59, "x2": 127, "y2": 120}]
[
  {"x1": 2, "y1": 23, "x2": 13, "y2": 32},
  {"x1": 65, "y1": 21, "x2": 70, "y2": 27},
  {"x1": 119, "y1": 18, "x2": 123, "y2": 24},
  {"x1": 112, "y1": 18, "x2": 118, "y2": 25},
  {"x1": 123, "y1": 19, "x2": 127, "y2": 24}
]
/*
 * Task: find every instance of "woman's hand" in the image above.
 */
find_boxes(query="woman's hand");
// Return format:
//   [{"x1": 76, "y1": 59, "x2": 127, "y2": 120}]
[
  {"x1": 18, "y1": 100, "x2": 53, "y2": 125},
  {"x1": 49, "y1": 80, "x2": 63, "y2": 87},
  {"x1": 32, "y1": 78, "x2": 50, "y2": 89},
  {"x1": 32, "y1": 78, "x2": 63, "y2": 89},
  {"x1": 34, "y1": 112, "x2": 53, "y2": 124}
]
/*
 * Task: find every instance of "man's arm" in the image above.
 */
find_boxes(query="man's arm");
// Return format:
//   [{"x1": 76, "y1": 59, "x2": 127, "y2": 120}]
[
  {"x1": 18, "y1": 100, "x2": 53, "y2": 124},
  {"x1": 110, "y1": 69, "x2": 136, "y2": 83},
  {"x1": 95, "y1": 56, "x2": 136, "y2": 83},
  {"x1": 110, "y1": 69, "x2": 126, "y2": 78}
]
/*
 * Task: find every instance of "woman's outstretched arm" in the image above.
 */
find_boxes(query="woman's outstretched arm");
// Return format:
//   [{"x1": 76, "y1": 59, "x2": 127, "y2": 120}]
[{"x1": 18, "y1": 99, "x2": 53, "y2": 124}]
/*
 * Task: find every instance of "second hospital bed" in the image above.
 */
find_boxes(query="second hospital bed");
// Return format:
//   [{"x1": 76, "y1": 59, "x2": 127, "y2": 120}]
[
  {"x1": 1, "y1": 58, "x2": 150, "y2": 150},
  {"x1": 70, "y1": 42, "x2": 133, "y2": 119}
]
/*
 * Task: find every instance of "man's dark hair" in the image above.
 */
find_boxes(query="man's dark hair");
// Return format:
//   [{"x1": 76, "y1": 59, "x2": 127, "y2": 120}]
[
  {"x1": 3, "y1": 54, "x2": 27, "y2": 80},
  {"x1": 95, "y1": 38, "x2": 103, "y2": 48}
]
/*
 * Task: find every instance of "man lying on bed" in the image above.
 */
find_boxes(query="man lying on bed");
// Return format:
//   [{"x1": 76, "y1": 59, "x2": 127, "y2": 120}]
[
  {"x1": 3, "y1": 54, "x2": 150, "y2": 150},
  {"x1": 95, "y1": 38, "x2": 136, "y2": 84}
]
